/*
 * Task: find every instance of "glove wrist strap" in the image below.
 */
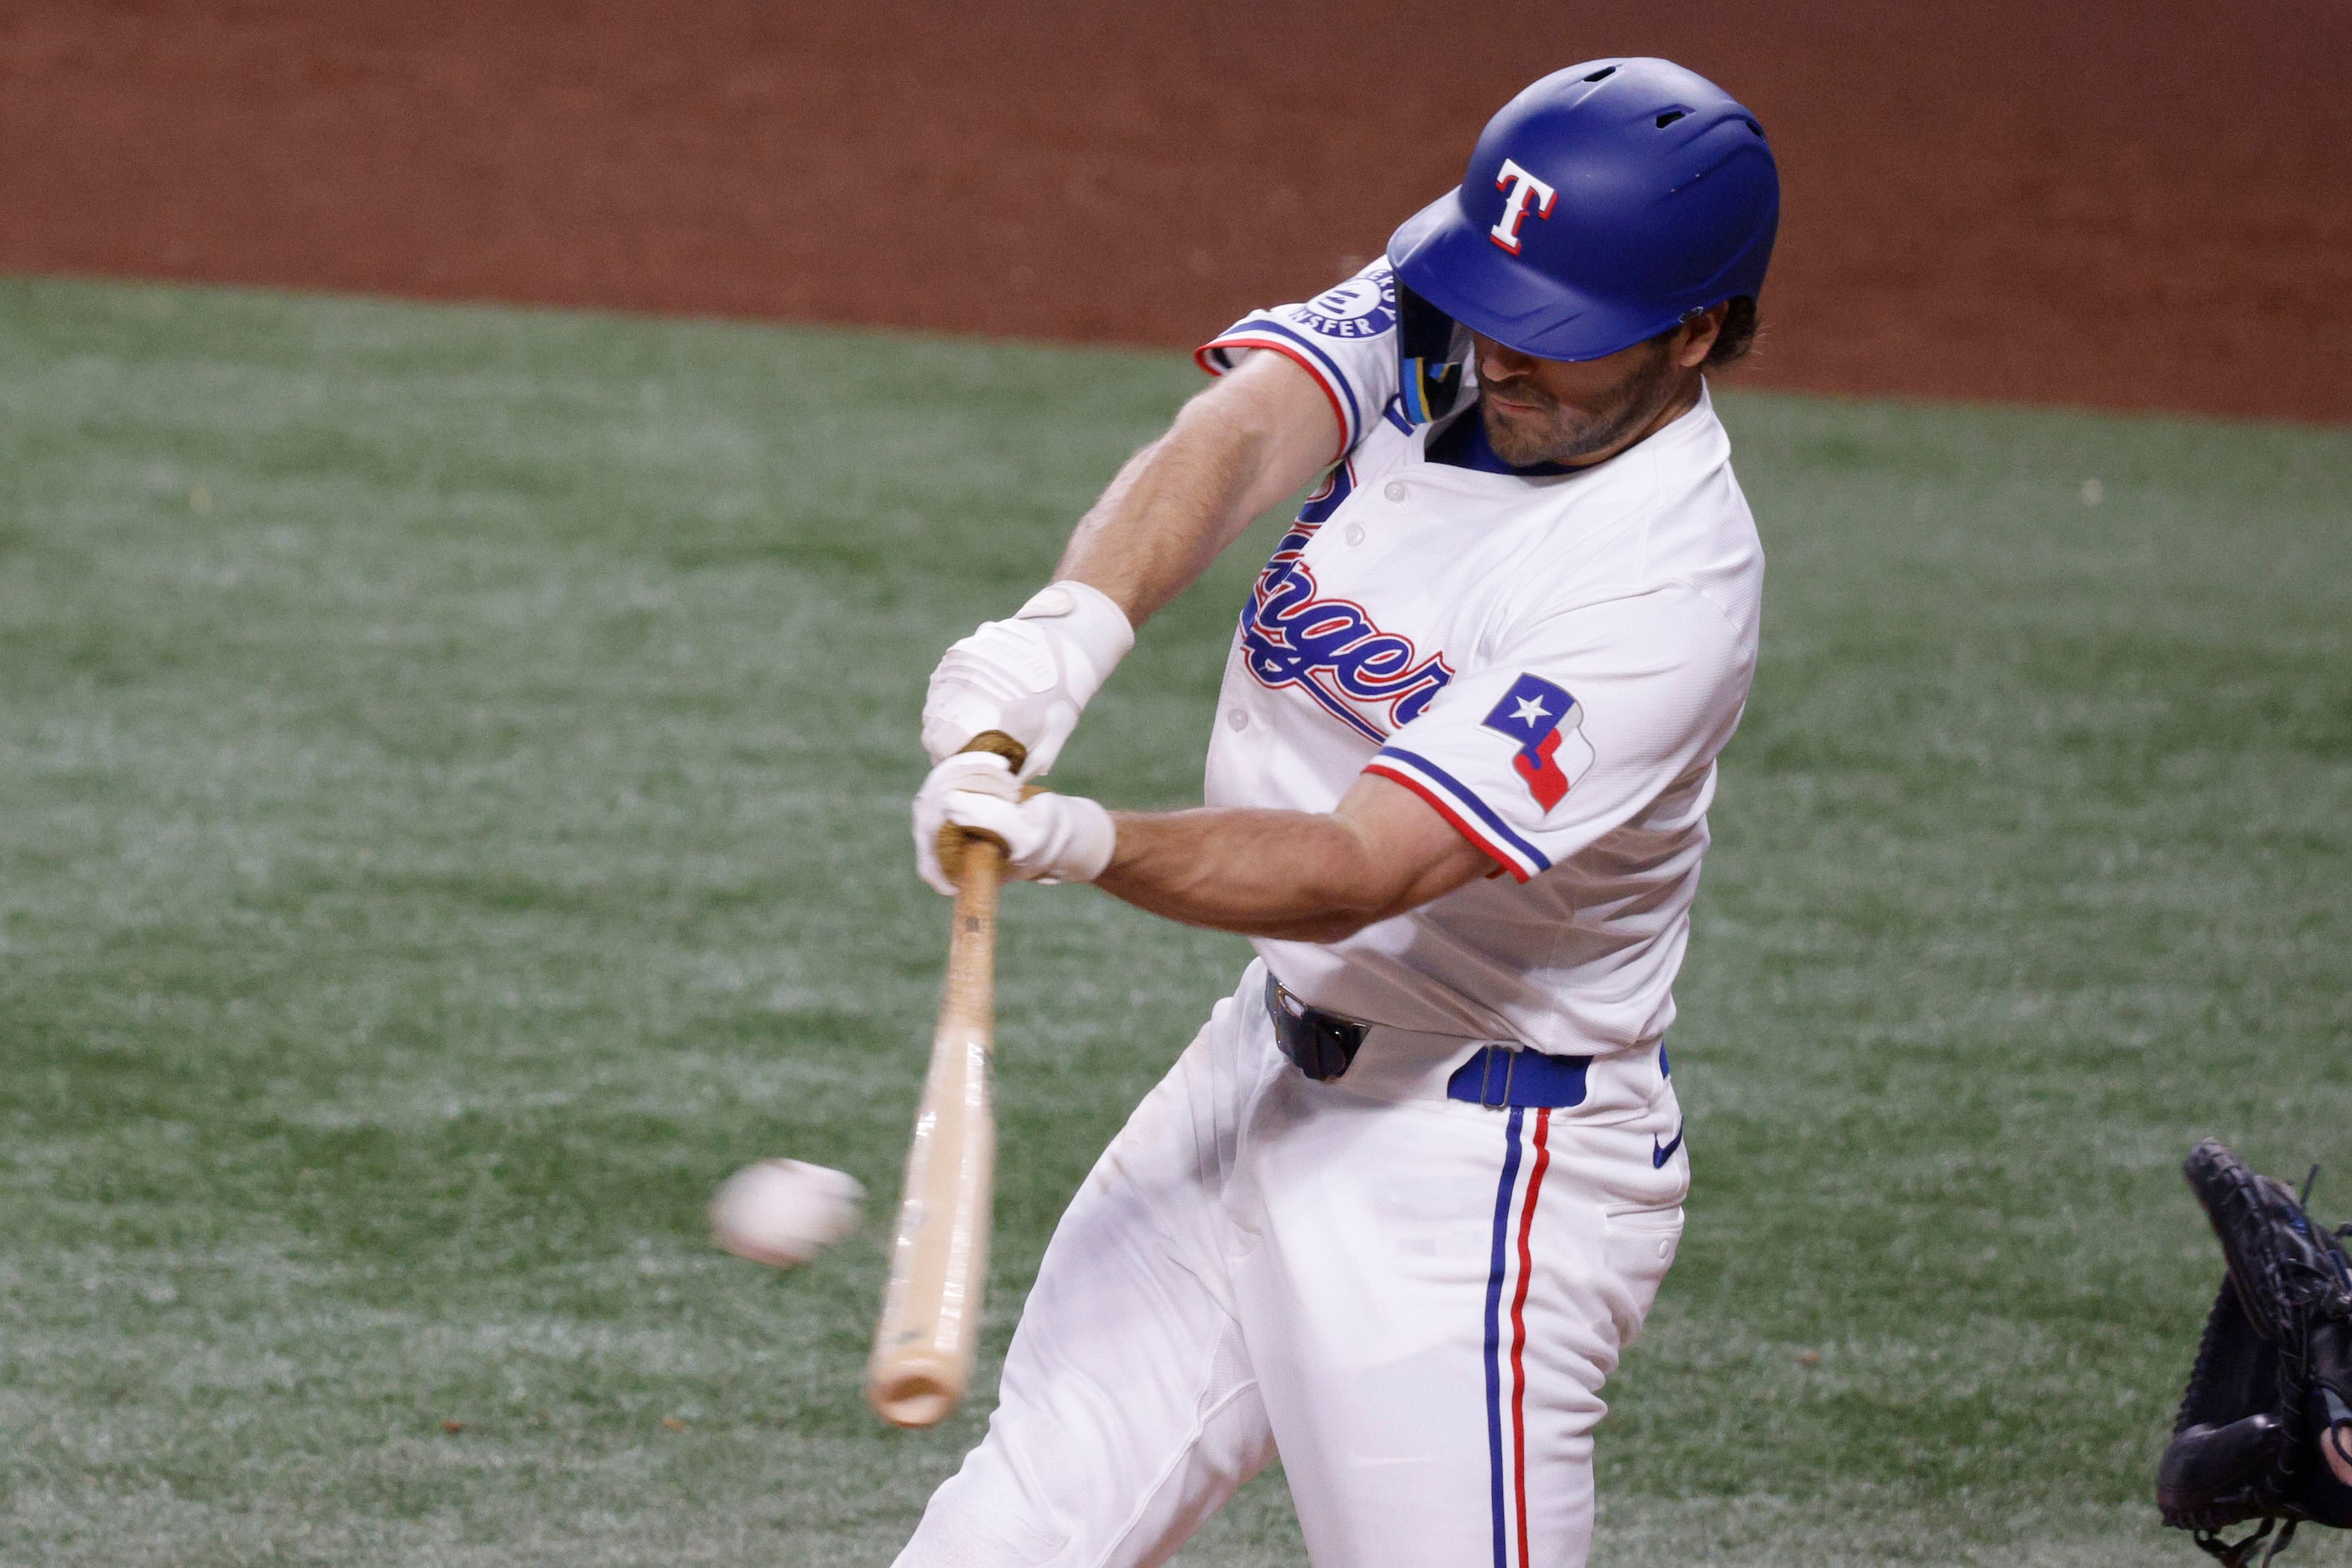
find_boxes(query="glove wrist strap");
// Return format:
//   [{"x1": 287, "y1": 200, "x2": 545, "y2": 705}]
[{"x1": 1016, "y1": 579, "x2": 1136, "y2": 692}]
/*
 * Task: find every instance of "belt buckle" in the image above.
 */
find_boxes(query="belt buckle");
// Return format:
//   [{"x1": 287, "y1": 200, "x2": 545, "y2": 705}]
[{"x1": 1478, "y1": 1045, "x2": 1520, "y2": 1110}]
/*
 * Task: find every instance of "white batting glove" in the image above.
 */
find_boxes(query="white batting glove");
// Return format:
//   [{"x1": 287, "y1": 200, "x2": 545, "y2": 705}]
[
  {"x1": 911, "y1": 752, "x2": 1115, "y2": 895},
  {"x1": 922, "y1": 581, "x2": 1135, "y2": 780}
]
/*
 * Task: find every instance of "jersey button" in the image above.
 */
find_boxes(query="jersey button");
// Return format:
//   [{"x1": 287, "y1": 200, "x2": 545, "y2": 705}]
[
  {"x1": 1343, "y1": 523, "x2": 1365, "y2": 546},
  {"x1": 1382, "y1": 481, "x2": 1407, "y2": 503},
  {"x1": 1227, "y1": 709, "x2": 1250, "y2": 731}
]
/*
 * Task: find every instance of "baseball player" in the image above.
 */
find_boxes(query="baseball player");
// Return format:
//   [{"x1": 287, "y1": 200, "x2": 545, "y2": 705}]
[{"x1": 900, "y1": 58, "x2": 1778, "y2": 1567}]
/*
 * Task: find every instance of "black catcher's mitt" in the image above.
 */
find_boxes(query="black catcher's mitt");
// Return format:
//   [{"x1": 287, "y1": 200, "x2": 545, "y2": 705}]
[{"x1": 2158, "y1": 1138, "x2": 2352, "y2": 1566}]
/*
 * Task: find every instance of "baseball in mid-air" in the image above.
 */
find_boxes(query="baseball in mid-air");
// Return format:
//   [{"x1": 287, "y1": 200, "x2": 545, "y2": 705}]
[{"x1": 709, "y1": 1159, "x2": 865, "y2": 1268}]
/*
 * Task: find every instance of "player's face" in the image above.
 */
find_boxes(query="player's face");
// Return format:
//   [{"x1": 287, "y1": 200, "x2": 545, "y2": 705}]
[{"x1": 1472, "y1": 329, "x2": 1697, "y2": 469}]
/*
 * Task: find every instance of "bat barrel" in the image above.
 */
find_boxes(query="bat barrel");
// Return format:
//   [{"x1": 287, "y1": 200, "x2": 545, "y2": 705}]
[{"x1": 866, "y1": 787, "x2": 1011, "y2": 1430}]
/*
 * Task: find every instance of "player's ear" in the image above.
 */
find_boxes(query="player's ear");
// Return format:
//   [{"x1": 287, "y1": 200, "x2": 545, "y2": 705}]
[{"x1": 1672, "y1": 304, "x2": 1727, "y2": 370}]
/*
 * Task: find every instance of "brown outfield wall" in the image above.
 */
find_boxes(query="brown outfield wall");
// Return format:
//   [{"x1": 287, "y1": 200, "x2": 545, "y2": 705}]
[{"x1": 4, "y1": 0, "x2": 2347, "y2": 423}]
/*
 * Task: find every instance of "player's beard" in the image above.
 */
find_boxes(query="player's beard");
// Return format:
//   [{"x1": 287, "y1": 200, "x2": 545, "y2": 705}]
[{"x1": 1478, "y1": 338, "x2": 1681, "y2": 468}]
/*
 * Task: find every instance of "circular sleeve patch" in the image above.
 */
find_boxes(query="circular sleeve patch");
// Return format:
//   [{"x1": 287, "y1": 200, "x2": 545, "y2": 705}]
[{"x1": 1292, "y1": 267, "x2": 1398, "y2": 340}]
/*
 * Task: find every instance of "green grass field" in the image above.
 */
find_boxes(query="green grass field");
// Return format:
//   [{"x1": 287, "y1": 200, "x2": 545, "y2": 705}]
[{"x1": 0, "y1": 275, "x2": 2346, "y2": 1566}]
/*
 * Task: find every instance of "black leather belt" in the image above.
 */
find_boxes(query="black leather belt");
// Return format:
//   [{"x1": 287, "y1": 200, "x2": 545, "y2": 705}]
[{"x1": 1263, "y1": 974, "x2": 1594, "y2": 1109}]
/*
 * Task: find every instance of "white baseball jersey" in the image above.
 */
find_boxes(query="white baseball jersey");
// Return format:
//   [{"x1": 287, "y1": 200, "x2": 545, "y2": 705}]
[{"x1": 1196, "y1": 262, "x2": 1763, "y2": 1058}]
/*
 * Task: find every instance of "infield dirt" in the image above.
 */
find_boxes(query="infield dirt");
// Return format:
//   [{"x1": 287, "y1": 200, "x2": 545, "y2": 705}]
[{"x1": 3, "y1": 0, "x2": 2347, "y2": 424}]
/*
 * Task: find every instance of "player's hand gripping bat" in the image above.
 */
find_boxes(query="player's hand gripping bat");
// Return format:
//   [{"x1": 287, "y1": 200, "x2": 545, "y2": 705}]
[{"x1": 867, "y1": 732, "x2": 1025, "y2": 1428}]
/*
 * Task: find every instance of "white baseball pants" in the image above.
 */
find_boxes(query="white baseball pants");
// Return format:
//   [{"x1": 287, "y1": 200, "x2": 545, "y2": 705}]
[{"x1": 894, "y1": 959, "x2": 1687, "y2": 1568}]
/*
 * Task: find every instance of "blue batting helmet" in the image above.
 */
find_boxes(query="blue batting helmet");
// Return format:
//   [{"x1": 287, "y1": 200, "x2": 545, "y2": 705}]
[{"x1": 1387, "y1": 58, "x2": 1779, "y2": 418}]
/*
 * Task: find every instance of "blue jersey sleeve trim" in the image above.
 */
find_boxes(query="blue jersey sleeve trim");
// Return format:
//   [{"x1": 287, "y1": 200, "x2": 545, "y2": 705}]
[
  {"x1": 1199, "y1": 331, "x2": 1353, "y2": 462},
  {"x1": 1373, "y1": 746, "x2": 1554, "y2": 874},
  {"x1": 1204, "y1": 317, "x2": 1365, "y2": 449},
  {"x1": 1245, "y1": 318, "x2": 1363, "y2": 443}
]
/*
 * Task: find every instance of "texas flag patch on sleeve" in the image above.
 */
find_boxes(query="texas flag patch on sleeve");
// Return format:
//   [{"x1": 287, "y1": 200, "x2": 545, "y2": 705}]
[{"x1": 1480, "y1": 674, "x2": 1596, "y2": 812}]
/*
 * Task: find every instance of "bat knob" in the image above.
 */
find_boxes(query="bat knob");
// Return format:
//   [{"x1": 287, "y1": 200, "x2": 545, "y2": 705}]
[{"x1": 934, "y1": 824, "x2": 1009, "y2": 888}]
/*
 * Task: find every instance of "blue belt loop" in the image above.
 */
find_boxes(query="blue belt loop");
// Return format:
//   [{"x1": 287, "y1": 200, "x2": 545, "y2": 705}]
[{"x1": 1477, "y1": 1045, "x2": 1518, "y2": 1110}]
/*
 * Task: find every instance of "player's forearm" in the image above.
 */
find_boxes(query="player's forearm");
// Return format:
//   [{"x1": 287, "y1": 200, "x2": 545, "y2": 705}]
[
  {"x1": 1055, "y1": 354, "x2": 1336, "y2": 626},
  {"x1": 1095, "y1": 807, "x2": 1435, "y2": 943},
  {"x1": 1054, "y1": 425, "x2": 1258, "y2": 628}
]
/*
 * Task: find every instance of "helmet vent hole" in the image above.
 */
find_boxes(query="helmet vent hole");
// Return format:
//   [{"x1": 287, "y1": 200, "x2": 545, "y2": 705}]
[
  {"x1": 1655, "y1": 109, "x2": 1689, "y2": 128},
  {"x1": 1582, "y1": 66, "x2": 1617, "y2": 82}
]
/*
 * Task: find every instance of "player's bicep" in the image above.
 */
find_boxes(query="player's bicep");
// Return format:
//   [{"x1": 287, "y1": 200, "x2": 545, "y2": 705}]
[
  {"x1": 1329, "y1": 771, "x2": 1499, "y2": 917},
  {"x1": 1189, "y1": 349, "x2": 1347, "y2": 522},
  {"x1": 1194, "y1": 260, "x2": 1406, "y2": 460}
]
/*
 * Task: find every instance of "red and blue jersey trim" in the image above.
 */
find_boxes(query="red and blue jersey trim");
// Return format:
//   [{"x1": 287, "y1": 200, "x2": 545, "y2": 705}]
[
  {"x1": 1195, "y1": 316, "x2": 1363, "y2": 458},
  {"x1": 1364, "y1": 746, "x2": 1553, "y2": 883}
]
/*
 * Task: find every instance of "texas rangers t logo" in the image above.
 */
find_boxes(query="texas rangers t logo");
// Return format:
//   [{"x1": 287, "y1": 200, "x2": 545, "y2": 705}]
[
  {"x1": 1489, "y1": 159, "x2": 1558, "y2": 255},
  {"x1": 1481, "y1": 673, "x2": 1591, "y2": 811}
]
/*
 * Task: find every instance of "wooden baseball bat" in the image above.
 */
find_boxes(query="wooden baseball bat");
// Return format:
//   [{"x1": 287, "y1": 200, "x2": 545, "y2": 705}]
[{"x1": 867, "y1": 732, "x2": 1024, "y2": 1429}]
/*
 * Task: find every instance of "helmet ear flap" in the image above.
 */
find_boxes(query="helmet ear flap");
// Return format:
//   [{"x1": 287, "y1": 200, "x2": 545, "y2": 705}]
[{"x1": 1396, "y1": 281, "x2": 1469, "y2": 427}]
